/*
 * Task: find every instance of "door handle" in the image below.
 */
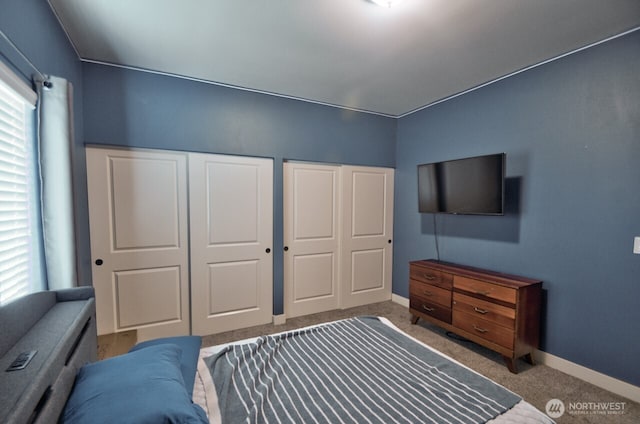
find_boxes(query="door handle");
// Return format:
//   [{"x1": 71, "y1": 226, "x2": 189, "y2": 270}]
[
  {"x1": 265, "y1": 248, "x2": 271, "y2": 253},
  {"x1": 284, "y1": 246, "x2": 289, "y2": 252},
  {"x1": 95, "y1": 259, "x2": 103, "y2": 266}
]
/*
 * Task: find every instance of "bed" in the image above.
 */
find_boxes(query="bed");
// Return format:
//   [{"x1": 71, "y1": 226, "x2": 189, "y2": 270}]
[
  {"x1": 193, "y1": 316, "x2": 554, "y2": 424},
  {"x1": 1, "y1": 290, "x2": 552, "y2": 423}
]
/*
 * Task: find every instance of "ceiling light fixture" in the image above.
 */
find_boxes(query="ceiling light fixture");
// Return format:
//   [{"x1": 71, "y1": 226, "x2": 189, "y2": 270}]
[{"x1": 370, "y1": 0, "x2": 402, "y2": 8}]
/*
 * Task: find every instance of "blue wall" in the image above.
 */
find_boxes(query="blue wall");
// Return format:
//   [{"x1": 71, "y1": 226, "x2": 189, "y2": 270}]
[
  {"x1": 394, "y1": 30, "x2": 640, "y2": 386},
  {"x1": 0, "y1": 0, "x2": 91, "y2": 285},
  {"x1": 81, "y1": 63, "x2": 397, "y2": 315}
]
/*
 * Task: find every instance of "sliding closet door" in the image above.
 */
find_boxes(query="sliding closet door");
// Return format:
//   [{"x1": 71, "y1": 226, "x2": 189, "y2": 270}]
[
  {"x1": 86, "y1": 147, "x2": 190, "y2": 339},
  {"x1": 189, "y1": 153, "x2": 273, "y2": 335},
  {"x1": 283, "y1": 162, "x2": 341, "y2": 317},
  {"x1": 341, "y1": 166, "x2": 394, "y2": 308}
]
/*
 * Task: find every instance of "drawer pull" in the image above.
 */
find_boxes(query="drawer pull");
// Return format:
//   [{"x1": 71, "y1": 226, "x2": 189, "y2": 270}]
[
  {"x1": 422, "y1": 305, "x2": 435, "y2": 312},
  {"x1": 473, "y1": 307, "x2": 488, "y2": 315},
  {"x1": 475, "y1": 290, "x2": 491, "y2": 296},
  {"x1": 423, "y1": 291, "x2": 433, "y2": 297},
  {"x1": 423, "y1": 274, "x2": 436, "y2": 281},
  {"x1": 473, "y1": 325, "x2": 488, "y2": 333}
]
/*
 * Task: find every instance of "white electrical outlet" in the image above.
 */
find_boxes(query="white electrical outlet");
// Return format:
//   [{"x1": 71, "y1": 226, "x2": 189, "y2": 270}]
[{"x1": 634, "y1": 237, "x2": 640, "y2": 255}]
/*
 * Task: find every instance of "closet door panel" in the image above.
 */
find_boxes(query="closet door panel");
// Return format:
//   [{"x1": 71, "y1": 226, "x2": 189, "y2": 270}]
[
  {"x1": 293, "y1": 253, "x2": 335, "y2": 300},
  {"x1": 206, "y1": 162, "x2": 260, "y2": 244},
  {"x1": 109, "y1": 158, "x2": 181, "y2": 249},
  {"x1": 190, "y1": 153, "x2": 273, "y2": 335},
  {"x1": 86, "y1": 147, "x2": 190, "y2": 339},
  {"x1": 115, "y1": 267, "x2": 182, "y2": 328},
  {"x1": 207, "y1": 260, "x2": 259, "y2": 314},
  {"x1": 341, "y1": 166, "x2": 394, "y2": 308},
  {"x1": 284, "y1": 163, "x2": 340, "y2": 317},
  {"x1": 351, "y1": 249, "x2": 385, "y2": 292}
]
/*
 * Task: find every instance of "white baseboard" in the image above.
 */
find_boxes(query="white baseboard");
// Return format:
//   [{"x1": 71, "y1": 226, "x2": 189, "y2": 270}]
[
  {"x1": 390, "y1": 294, "x2": 640, "y2": 403},
  {"x1": 272, "y1": 314, "x2": 286, "y2": 325},
  {"x1": 392, "y1": 293, "x2": 409, "y2": 308},
  {"x1": 534, "y1": 350, "x2": 640, "y2": 403}
]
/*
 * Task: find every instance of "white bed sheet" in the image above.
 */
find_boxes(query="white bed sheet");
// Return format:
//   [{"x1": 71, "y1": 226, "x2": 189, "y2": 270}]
[{"x1": 193, "y1": 317, "x2": 554, "y2": 424}]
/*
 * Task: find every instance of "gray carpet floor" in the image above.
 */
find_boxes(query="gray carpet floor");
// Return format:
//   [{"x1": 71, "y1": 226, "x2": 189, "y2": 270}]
[{"x1": 201, "y1": 301, "x2": 638, "y2": 424}]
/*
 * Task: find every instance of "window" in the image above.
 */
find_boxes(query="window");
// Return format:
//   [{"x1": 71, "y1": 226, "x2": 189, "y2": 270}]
[{"x1": 0, "y1": 62, "x2": 39, "y2": 305}]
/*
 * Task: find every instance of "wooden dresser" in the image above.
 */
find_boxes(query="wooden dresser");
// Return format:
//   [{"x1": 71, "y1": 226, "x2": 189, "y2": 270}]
[{"x1": 409, "y1": 259, "x2": 542, "y2": 373}]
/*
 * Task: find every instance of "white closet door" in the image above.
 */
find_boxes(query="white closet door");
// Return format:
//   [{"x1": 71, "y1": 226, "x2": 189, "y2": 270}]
[
  {"x1": 86, "y1": 147, "x2": 190, "y2": 339},
  {"x1": 189, "y1": 153, "x2": 273, "y2": 335},
  {"x1": 341, "y1": 166, "x2": 394, "y2": 308},
  {"x1": 283, "y1": 162, "x2": 341, "y2": 317}
]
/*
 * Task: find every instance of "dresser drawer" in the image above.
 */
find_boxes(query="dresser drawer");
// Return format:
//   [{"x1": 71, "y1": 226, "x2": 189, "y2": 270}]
[
  {"x1": 453, "y1": 310, "x2": 515, "y2": 350},
  {"x1": 410, "y1": 265, "x2": 453, "y2": 290},
  {"x1": 453, "y1": 292, "x2": 515, "y2": 329},
  {"x1": 410, "y1": 280, "x2": 452, "y2": 307},
  {"x1": 454, "y1": 276, "x2": 516, "y2": 305},
  {"x1": 410, "y1": 297, "x2": 452, "y2": 323}
]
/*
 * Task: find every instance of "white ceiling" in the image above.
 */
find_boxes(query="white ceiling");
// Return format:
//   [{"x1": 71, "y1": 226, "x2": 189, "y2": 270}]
[{"x1": 48, "y1": 0, "x2": 640, "y2": 117}]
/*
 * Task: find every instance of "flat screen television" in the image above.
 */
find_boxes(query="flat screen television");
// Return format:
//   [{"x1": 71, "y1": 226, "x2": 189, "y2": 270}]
[{"x1": 418, "y1": 153, "x2": 505, "y2": 215}]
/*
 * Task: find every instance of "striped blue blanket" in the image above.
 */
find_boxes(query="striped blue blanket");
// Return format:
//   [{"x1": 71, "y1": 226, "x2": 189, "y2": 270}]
[{"x1": 203, "y1": 317, "x2": 520, "y2": 423}]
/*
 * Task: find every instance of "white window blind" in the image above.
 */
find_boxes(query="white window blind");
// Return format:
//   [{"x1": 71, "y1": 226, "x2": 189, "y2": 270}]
[{"x1": 0, "y1": 69, "x2": 36, "y2": 306}]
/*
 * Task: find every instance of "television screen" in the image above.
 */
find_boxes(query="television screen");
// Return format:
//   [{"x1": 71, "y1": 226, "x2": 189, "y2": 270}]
[{"x1": 418, "y1": 153, "x2": 505, "y2": 215}]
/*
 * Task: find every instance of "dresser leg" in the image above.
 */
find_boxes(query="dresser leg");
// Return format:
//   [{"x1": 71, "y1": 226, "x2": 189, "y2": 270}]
[
  {"x1": 524, "y1": 353, "x2": 535, "y2": 365},
  {"x1": 411, "y1": 314, "x2": 419, "y2": 325},
  {"x1": 503, "y1": 356, "x2": 518, "y2": 374}
]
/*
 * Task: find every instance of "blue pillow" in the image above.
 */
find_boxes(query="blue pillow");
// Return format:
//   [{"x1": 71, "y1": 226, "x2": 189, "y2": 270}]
[
  {"x1": 129, "y1": 335, "x2": 202, "y2": 396},
  {"x1": 61, "y1": 344, "x2": 208, "y2": 424}
]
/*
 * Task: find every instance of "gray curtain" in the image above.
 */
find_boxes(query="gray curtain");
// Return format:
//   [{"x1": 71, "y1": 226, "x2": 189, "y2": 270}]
[{"x1": 37, "y1": 76, "x2": 77, "y2": 290}]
